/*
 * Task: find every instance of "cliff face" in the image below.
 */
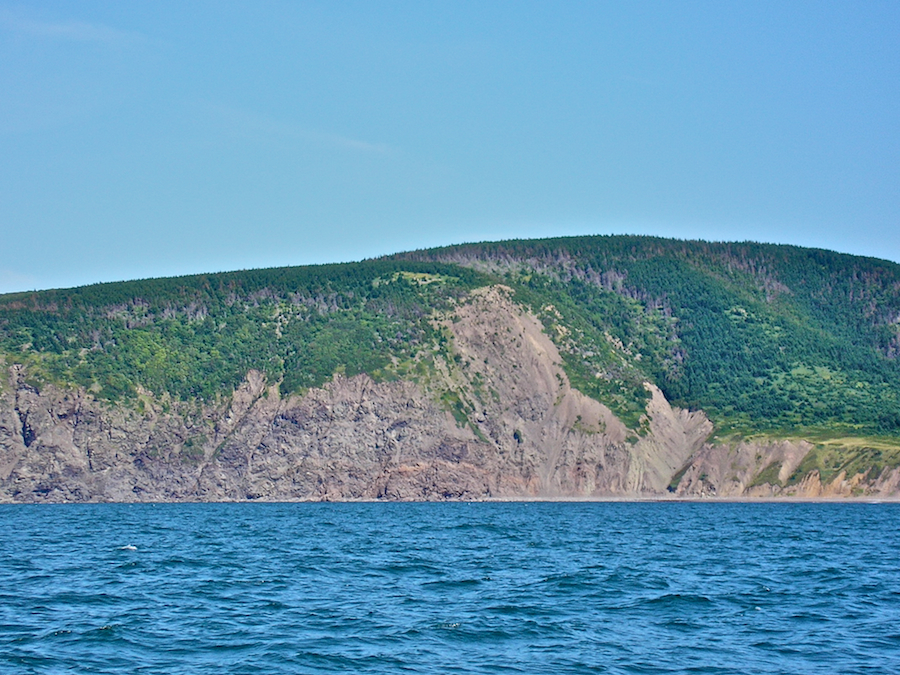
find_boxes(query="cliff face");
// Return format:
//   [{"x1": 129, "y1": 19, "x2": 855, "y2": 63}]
[{"x1": 1, "y1": 285, "x2": 897, "y2": 502}]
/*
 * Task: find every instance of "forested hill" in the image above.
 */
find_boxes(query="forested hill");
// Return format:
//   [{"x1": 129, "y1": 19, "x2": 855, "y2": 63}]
[
  {"x1": 392, "y1": 236, "x2": 900, "y2": 437},
  {"x1": 2, "y1": 235, "x2": 900, "y2": 441}
]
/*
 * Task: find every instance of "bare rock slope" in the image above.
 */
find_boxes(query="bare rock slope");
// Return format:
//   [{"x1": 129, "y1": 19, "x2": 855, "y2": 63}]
[{"x1": 1, "y1": 286, "x2": 897, "y2": 501}]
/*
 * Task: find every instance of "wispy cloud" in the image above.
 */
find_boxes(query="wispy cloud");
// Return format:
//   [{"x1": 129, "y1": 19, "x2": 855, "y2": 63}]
[
  {"x1": 327, "y1": 133, "x2": 393, "y2": 154},
  {"x1": 208, "y1": 104, "x2": 395, "y2": 155},
  {"x1": 0, "y1": 10, "x2": 145, "y2": 45}
]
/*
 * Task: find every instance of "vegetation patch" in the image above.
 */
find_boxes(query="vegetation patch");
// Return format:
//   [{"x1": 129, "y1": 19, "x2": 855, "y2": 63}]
[
  {"x1": 181, "y1": 434, "x2": 208, "y2": 463},
  {"x1": 786, "y1": 441, "x2": 900, "y2": 486},
  {"x1": 667, "y1": 464, "x2": 691, "y2": 492},
  {"x1": 750, "y1": 461, "x2": 784, "y2": 488}
]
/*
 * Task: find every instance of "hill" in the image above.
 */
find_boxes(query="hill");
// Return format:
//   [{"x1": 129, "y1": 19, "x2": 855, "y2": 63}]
[{"x1": 2, "y1": 235, "x2": 899, "y2": 501}]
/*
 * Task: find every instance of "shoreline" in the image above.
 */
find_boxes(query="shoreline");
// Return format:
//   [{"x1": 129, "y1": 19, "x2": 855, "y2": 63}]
[{"x1": 2, "y1": 495, "x2": 899, "y2": 505}]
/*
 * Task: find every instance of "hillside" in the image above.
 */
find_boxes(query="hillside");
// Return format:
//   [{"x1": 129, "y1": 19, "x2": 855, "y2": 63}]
[{"x1": 2, "y1": 235, "x2": 900, "y2": 501}]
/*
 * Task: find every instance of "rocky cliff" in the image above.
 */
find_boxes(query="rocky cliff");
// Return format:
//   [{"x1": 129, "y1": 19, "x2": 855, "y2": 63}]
[{"x1": 2, "y1": 284, "x2": 897, "y2": 502}]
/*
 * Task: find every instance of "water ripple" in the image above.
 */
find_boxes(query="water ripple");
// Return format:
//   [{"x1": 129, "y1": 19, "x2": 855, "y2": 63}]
[{"x1": 1, "y1": 502, "x2": 899, "y2": 674}]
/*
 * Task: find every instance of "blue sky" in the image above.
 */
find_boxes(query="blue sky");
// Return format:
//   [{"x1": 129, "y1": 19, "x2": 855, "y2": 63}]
[{"x1": 1, "y1": 1, "x2": 898, "y2": 293}]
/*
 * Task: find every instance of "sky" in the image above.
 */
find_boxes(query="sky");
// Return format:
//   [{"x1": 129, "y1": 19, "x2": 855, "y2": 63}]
[{"x1": 1, "y1": 1, "x2": 898, "y2": 293}]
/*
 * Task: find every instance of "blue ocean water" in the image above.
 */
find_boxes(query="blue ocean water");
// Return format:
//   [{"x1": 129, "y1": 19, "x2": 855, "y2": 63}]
[{"x1": 1, "y1": 502, "x2": 898, "y2": 674}]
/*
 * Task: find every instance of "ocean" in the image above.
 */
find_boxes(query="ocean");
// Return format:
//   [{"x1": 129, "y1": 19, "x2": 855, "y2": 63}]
[{"x1": 1, "y1": 502, "x2": 898, "y2": 674}]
